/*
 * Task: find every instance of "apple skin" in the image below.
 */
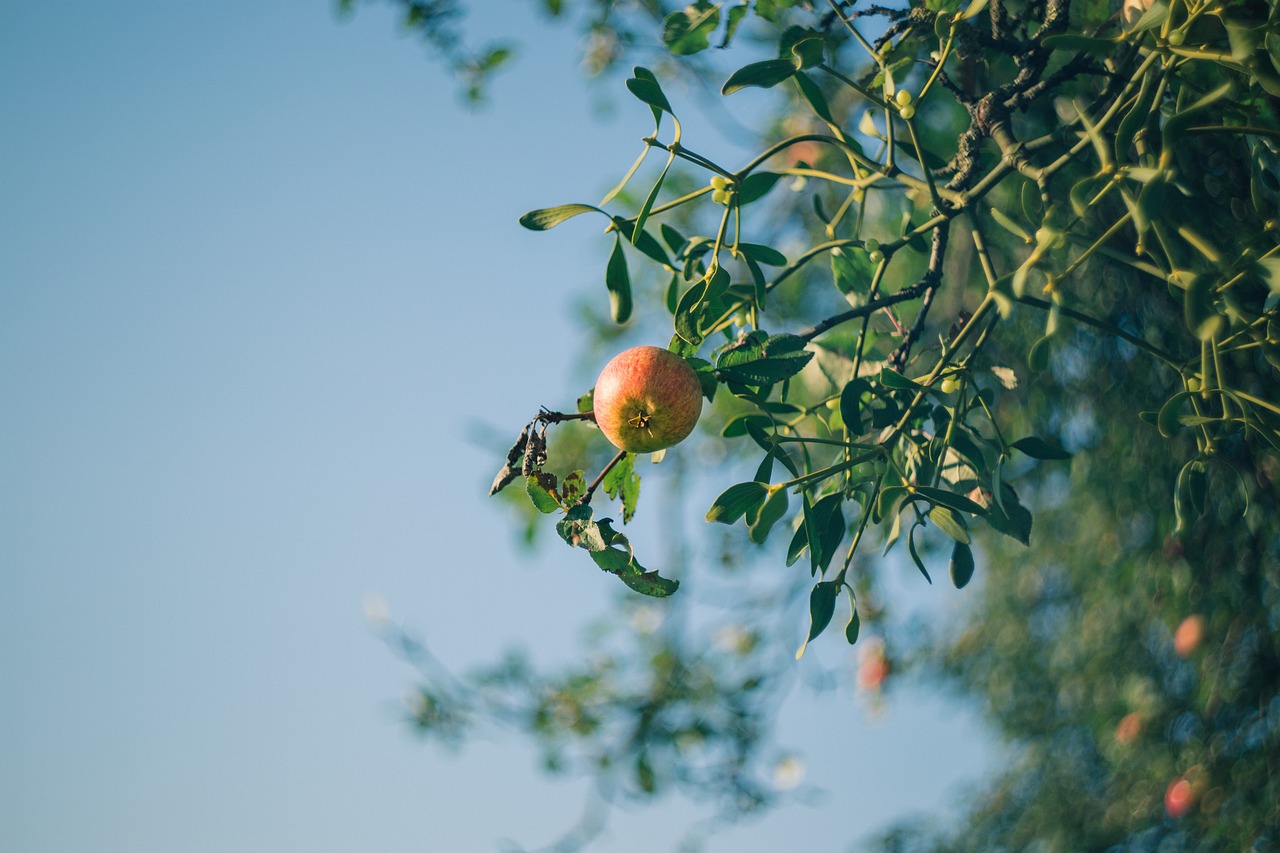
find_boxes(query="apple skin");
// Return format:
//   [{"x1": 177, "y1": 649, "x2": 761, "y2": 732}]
[{"x1": 593, "y1": 346, "x2": 703, "y2": 453}]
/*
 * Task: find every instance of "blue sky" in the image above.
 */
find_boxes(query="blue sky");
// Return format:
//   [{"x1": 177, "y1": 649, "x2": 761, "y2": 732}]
[{"x1": 1, "y1": 3, "x2": 999, "y2": 850}]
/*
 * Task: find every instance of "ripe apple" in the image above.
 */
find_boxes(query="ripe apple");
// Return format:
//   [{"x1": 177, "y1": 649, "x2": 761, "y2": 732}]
[
  {"x1": 1164, "y1": 777, "x2": 1195, "y2": 818},
  {"x1": 1174, "y1": 614, "x2": 1205, "y2": 657},
  {"x1": 593, "y1": 346, "x2": 703, "y2": 453}
]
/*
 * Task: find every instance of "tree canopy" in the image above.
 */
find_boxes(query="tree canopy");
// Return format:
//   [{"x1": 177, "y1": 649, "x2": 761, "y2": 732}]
[{"x1": 352, "y1": 0, "x2": 1280, "y2": 848}]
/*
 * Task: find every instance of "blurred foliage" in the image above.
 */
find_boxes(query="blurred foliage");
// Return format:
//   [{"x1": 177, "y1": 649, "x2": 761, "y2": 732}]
[{"x1": 357, "y1": 0, "x2": 1280, "y2": 848}]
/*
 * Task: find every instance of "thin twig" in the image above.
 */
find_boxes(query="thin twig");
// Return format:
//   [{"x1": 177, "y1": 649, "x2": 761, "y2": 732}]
[{"x1": 581, "y1": 450, "x2": 627, "y2": 506}]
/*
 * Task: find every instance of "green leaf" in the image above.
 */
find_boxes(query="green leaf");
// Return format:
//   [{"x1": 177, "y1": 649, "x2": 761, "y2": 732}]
[
  {"x1": 605, "y1": 237, "x2": 632, "y2": 324},
  {"x1": 602, "y1": 453, "x2": 640, "y2": 523},
  {"x1": 634, "y1": 149, "x2": 675, "y2": 247},
  {"x1": 808, "y1": 493, "x2": 845, "y2": 575},
  {"x1": 1127, "y1": 0, "x2": 1167, "y2": 32},
  {"x1": 913, "y1": 485, "x2": 988, "y2": 516},
  {"x1": 1162, "y1": 82, "x2": 1233, "y2": 150},
  {"x1": 556, "y1": 504, "x2": 607, "y2": 551},
  {"x1": 625, "y1": 68, "x2": 674, "y2": 116},
  {"x1": 706, "y1": 481, "x2": 770, "y2": 524},
  {"x1": 615, "y1": 565, "x2": 680, "y2": 597},
  {"x1": 840, "y1": 378, "x2": 870, "y2": 435},
  {"x1": 907, "y1": 522, "x2": 932, "y2": 584},
  {"x1": 721, "y1": 2, "x2": 748, "y2": 48},
  {"x1": 609, "y1": 218, "x2": 671, "y2": 268},
  {"x1": 560, "y1": 470, "x2": 587, "y2": 506},
  {"x1": 793, "y1": 71, "x2": 833, "y2": 122},
  {"x1": 844, "y1": 587, "x2": 860, "y2": 644},
  {"x1": 989, "y1": 205, "x2": 1032, "y2": 244},
  {"x1": 687, "y1": 356, "x2": 718, "y2": 403},
  {"x1": 796, "y1": 580, "x2": 839, "y2": 658},
  {"x1": 1157, "y1": 392, "x2": 1193, "y2": 438},
  {"x1": 663, "y1": 2, "x2": 721, "y2": 56},
  {"x1": 717, "y1": 351, "x2": 813, "y2": 385},
  {"x1": 1011, "y1": 436, "x2": 1072, "y2": 460},
  {"x1": 738, "y1": 243, "x2": 787, "y2": 266},
  {"x1": 876, "y1": 368, "x2": 923, "y2": 391},
  {"x1": 789, "y1": 35, "x2": 825, "y2": 70},
  {"x1": 737, "y1": 172, "x2": 783, "y2": 205},
  {"x1": 722, "y1": 413, "x2": 772, "y2": 437},
  {"x1": 519, "y1": 204, "x2": 604, "y2": 231},
  {"x1": 526, "y1": 473, "x2": 561, "y2": 514},
  {"x1": 986, "y1": 484, "x2": 1032, "y2": 545},
  {"x1": 1028, "y1": 335, "x2": 1053, "y2": 372},
  {"x1": 930, "y1": 505, "x2": 971, "y2": 543},
  {"x1": 1184, "y1": 272, "x2": 1224, "y2": 340},
  {"x1": 949, "y1": 541, "x2": 976, "y2": 589},
  {"x1": 749, "y1": 486, "x2": 790, "y2": 543},
  {"x1": 722, "y1": 59, "x2": 797, "y2": 94}
]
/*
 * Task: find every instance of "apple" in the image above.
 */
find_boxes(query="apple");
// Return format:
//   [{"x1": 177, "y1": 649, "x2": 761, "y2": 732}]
[
  {"x1": 592, "y1": 346, "x2": 703, "y2": 453},
  {"x1": 1164, "y1": 777, "x2": 1195, "y2": 818},
  {"x1": 1174, "y1": 614, "x2": 1205, "y2": 657}
]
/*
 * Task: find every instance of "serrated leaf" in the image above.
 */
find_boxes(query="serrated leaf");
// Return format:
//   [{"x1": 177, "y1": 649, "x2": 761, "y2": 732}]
[
  {"x1": 663, "y1": 2, "x2": 721, "y2": 56},
  {"x1": 526, "y1": 472, "x2": 561, "y2": 513},
  {"x1": 721, "y1": 2, "x2": 748, "y2": 47},
  {"x1": 602, "y1": 453, "x2": 640, "y2": 523},
  {"x1": 560, "y1": 470, "x2": 587, "y2": 506},
  {"x1": 706, "y1": 481, "x2": 770, "y2": 524},
  {"x1": 717, "y1": 351, "x2": 814, "y2": 385},
  {"x1": 556, "y1": 504, "x2": 607, "y2": 551},
  {"x1": 519, "y1": 204, "x2": 605, "y2": 231}
]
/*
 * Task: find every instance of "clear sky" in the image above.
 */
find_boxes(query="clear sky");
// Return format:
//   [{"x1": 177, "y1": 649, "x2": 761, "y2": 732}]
[{"x1": 1, "y1": 2, "x2": 999, "y2": 851}]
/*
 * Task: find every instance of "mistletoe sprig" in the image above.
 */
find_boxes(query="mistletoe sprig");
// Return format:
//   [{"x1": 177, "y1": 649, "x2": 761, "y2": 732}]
[{"x1": 500, "y1": 0, "x2": 1280, "y2": 652}]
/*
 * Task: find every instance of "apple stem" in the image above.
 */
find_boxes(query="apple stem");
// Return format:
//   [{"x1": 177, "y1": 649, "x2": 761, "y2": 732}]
[
  {"x1": 580, "y1": 450, "x2": 627, "y2": 506},
  {"x1": 537, "y1": 408, "x2": 597, "y2": 425}
]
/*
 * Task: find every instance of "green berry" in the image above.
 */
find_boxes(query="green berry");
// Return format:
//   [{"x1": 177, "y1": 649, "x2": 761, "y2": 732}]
[
  {"x1": 940, "y1": 377, "x2": 960, "y2": 395},
  {"x1": 868, "y1": 249, "x2": 885, "y2": 264},
  {"x1": 1187, "y1": 377, "x2": 1202, "y2": 392},
  {"x1": 899, "y1": 104, "x2": 916, "y2": 120},
  {"x1": 863, "y1": 239, "x2": 880, "y2": 253},
  {"x1": 710, "y1": 175, "x2": 729, "y2": 190},
  {"x1": 1167, "y1": 29, "x2": 1185, "y2": 46},
  {"x1": 712, "y1": 189, "x2": 731, "y2": 205},
  {"x1": 895, "y1": 89, "x2": 913, "y2": 107}
]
